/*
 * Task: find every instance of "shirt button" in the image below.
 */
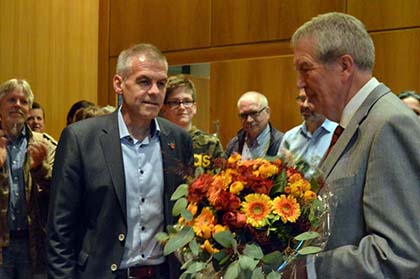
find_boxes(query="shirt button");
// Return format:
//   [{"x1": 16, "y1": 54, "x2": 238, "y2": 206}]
[
  {"x1": 141, "y1": 254, "x2": 145, "y2": 258},
  {"x1": 118, "y1": 234, "x2": 125, "y2": 241},
  {"x1": 141, "y1": 198, "x2": 145, "y2": 202},
  {"x1": 140, "y1": 170, "x2": 144, "y2": 174},
  {"x1": 110, "y1": 264, "x2": 118, "y2": 271},
  {"x1": 141, "y1": 226, "x2": 145, "y2": 231}
]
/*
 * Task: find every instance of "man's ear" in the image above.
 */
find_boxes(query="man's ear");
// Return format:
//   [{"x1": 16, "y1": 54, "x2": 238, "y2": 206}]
[
  {"x1": 340, "y1": 54, "x2": 353, "y2": 74},
  {"x1": 113, "y1": 74, "x2": 123, "y2": 95}
]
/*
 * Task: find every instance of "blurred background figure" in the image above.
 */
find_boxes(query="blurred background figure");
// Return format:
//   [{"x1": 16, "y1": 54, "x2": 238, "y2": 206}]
[
  {"x1": 225, "y1": 91, "x2": 283, "y2": 160},
  {"x1": 26, "y1": 101, "x2": 45, "y2": 132},
  {"x1": 161, "y1": 74, "x2": 223, "y2": 170},
  {"x1": 279, "y1": 89, "x2": 337, "y2": 175},
  {"x1": 399, "y1": 90, "x2": 420, "y2": 119},
  {"x1": 26, "y1": 101, "x2": 57, "y2": 146},
  {"x1": 72, "y1": 105, "x2": 110, "y2": 123},
  {"x1": 66, "y1": 99, "x2": 94, "y2": 126}
]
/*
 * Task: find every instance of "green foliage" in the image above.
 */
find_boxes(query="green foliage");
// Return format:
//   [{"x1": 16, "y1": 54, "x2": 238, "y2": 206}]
[
  {"x1": 163, "y1": 226, "x2": 194, "y2": 255},
  {"x1": 213, "y1": 230, "x2": 235, "y2": 248},
  {"x1": 171, "y1": 184, "x2": 189, "y2": 200},
  {"x1": 172, "y1": 198, "x2": 188, "y2": 216},
  {"x1": 298, "y1": 246, "x2": 322, "y2": 255},
  {"x1": 294, "y1": 231, "x2": 320, "y2": 241}
]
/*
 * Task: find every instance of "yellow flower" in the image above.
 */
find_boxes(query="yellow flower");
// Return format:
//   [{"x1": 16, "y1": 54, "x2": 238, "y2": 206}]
[
  {"x1": 286, "y1": 176, "x2": 310, "y2": 198},
  {"x1": 201, "y1": 239, "x2": 220, "y2": 254},
  {"x1": 241, "y1": 193, "x2": 272, "y2": 228},
  {"x1": 228, "y1": 153, "x2": 241, "y2": 164},
  {"x1": 212, "y1": 224, "x2": 228, "y2": 235},
  {"x1": 193, "y1": 207, "x2": 215, "y2": 239},
  {"x1": 303, "y1": 190, "x2": 317, "y2": 203},
  {"x1": 229, "y1": 181, "x2": 244, "y2": 195},
  {"x1": 258, "y1": 163, "x2": 279, "y2": 178},
  {"x1": 272, "y1": 195, "x2": 301, "y2": 223}
]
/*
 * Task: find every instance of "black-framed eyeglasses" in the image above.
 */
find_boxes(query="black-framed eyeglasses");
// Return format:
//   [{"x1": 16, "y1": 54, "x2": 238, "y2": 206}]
[
  {"x1": 165, "y1": 100, "x2": 195, "y2": 108},
  {"x1": 239, "y1": 107, "x2": 267, "y2": 120}
]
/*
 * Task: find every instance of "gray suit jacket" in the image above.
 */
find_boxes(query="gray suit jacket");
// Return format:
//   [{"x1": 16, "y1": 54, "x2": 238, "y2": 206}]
[
  {"x1": 316, "y1": 84, "x2": 420, "y2": 278},
  {"x1": 47, "y1": 112, "x2": 193, "y2": 279}
]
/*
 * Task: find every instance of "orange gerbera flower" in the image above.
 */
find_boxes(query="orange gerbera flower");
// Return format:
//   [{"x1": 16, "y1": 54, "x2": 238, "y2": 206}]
[
  {"x1": 241, "y1": 193, "x2": 272, "y2": 228},
  {"x1": 272, "y1": 195, "x2": 301, "y2": 223},
  {"x1": 193, "y1": 207, "x2": 216, "y2": 239}
]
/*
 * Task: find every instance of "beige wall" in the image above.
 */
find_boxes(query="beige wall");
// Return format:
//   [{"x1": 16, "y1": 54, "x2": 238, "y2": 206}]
[{"x1": 0, "y1": 0, "x2": 99, "y2": 139}]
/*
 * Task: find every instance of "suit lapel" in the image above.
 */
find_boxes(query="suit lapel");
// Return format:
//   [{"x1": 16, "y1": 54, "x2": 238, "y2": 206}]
[
  {"x1": 99, "y1": 112, "x2": 127, "y2": 222},
  {"x1": 321, "y1": 84, "x2": 391, "y2": 178}
]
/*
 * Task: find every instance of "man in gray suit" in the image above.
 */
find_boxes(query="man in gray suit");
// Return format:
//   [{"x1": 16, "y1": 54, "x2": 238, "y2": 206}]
[
  {"x1": 291, "y1": 12, "x2": 420, "y2": 278},
  {"x1": 47, "y1": 43, "x2": 193, "y2": 278}
]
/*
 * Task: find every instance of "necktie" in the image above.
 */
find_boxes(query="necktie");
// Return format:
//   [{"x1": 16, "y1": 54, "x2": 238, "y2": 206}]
[{"x1": 325, "y1": 125, "x2": 344, "y2": 157}]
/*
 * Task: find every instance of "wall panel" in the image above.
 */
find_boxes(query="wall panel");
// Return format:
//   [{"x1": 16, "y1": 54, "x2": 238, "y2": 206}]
[
  {"x1": 372, "y1": 28, "x2": 420, "y2": 93},
  {"x1": 0, "y1": 0, "x2": 99, "y2": 139},
  {"x1": 109, "y1": 0, "x2": 211, "y2": 56},
  {"x1": 212, "y1": 0, "x2": 345, "y2": 46},
  {"x1": 348, "y1": 0, "x2": 420, "y2": 30}
]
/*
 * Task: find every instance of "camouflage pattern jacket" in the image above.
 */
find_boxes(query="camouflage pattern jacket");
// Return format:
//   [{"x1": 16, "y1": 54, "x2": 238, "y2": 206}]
[
  {"x1": 0, "y1": 129, "x2": 55, "y2": 273},
  {"x1": 189, "y1": 126, "x2": 224, "y2": 170}
]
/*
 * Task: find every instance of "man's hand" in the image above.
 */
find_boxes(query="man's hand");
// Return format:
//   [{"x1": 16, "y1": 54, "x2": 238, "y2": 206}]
[{"x1": 28, "y1": 141, "x2": 48, "y2": 169}]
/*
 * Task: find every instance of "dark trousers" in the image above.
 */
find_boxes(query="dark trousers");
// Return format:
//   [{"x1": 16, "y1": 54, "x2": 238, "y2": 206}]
[{"x1": 0, "y1": 237, "x2": 46, "y2": 279}]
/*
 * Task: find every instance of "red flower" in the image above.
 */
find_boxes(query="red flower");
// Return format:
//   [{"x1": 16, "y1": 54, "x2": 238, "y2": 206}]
[
  {"x1": 188, "y1": 173, "x2": 213, "y2": 203},
  {"x1": 214, "y1": 190, "x2": 241, "y2": 211},
  {"x1": 222, "y1": 211, "x2": 246, "y2": 229}
]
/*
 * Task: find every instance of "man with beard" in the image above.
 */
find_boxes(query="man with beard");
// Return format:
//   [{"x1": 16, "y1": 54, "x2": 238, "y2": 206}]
[
  {"x1": 278, "y1": 88, "x2": 337, "y2": 175},
  {"x1": 0, "y1": 79, "x2": 55, "y2": 279},
  {"x1": 225, "y1": 91, "x2": 283, "y2": 160}
]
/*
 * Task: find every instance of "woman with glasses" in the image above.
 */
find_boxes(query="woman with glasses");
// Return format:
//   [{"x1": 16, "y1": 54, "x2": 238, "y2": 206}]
[{"x1": 160, "y1": 75, "x2": 224, "y2": 170}]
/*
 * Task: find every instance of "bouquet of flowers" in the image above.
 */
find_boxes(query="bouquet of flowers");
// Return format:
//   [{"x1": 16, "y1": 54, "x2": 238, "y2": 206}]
[{"x1": 157, "y1": 153, "x2": 331, "y2": 279}]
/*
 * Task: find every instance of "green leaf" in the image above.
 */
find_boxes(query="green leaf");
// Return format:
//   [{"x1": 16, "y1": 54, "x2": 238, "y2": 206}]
[
  {"x1": 194, "y1": 166, "x2": 205, "y2": 177},
  {"x1": 172, "y1": 197, "x2": 188, "y2": 216},
  {"x1": 271, "y1": 169, "x2": 287, "y2": 195},
  {"x1": 171, "y1": 184, "x2": 189, "y2": 201},
  {"x1": 181, "y1": 208, "x2": 193, "y2": 221},
  {"x1": 262, "y1": 251, "x2": 283, "y2": 267},
  {"x1": 252, "y1": 267, "x2": 265, "y2": 279},
  {"x1": 189, "y1": 238, "x2": 200, "y2": 256},
  {"x1": 224, "y1": 260, "x2": 239, "y2": 279},
  {"x1": 298, "y1": 246, "x2": 322, "y2": 255},
  {"x1": 294, "y1": 231, "x2": 320, "y2": 241},
  {"x1": 239, "y1": 255, "x2": 259, "y2": 270},
  {"x1": 267, "y1": 270, "x2": 282, "y2": 279},
  {"x1": 164, "y1": 226, "x2": 194, "y2": 255},
  {"x1": 185, "y1": 262, "x2": 207, "y2": 274},
  {"x1": 213, "y1": 230, "x2": 234, "y2": 248},
  {"x1": 155, "y1": 232, "x2": 169, "y2": 242},
  {"x1": 243, "y1": 244, "x2": 264, "y2": 260}
]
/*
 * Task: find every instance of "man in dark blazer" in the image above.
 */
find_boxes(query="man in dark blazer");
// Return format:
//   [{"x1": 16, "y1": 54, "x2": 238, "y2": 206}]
[
  {"x1": 47, "y1": 43, "x2": 193, "y2": 279},
  {"x1": 290, "y1": 12, "x2": 420, "y2": 278}
]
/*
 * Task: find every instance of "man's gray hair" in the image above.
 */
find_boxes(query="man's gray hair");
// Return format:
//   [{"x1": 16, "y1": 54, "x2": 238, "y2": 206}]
[
  {"x1": 116, "y1": 43, "x2": 168, "y2": 79},
  {"x1": 0, "y1": 79, "x2": 34, "y2": 107},
  {"x1": 291, "y1": 12, "x2": 375, "y2": 71}
]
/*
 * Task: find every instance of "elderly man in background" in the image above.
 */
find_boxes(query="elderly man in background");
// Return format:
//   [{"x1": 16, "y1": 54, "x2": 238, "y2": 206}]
[
  {"x1": 225, "y1": 91, "x2": 283, "y2": 160},
  {"x1": 0, "y1": 79, "x2": 55, "y2": 279},
  {"x1": 290, "y1": 12, "x2": 420, "y2": 278}
]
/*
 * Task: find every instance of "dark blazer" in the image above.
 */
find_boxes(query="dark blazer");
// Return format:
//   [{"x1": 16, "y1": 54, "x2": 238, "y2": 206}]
[
  {"x1": 47, "y1": 112, "x2": 193, "y2": 279},
  {"x1": 225, "y1": 122, "x2": 283, "y2": 158},
  {"x1": 317, "y1": 84, "x2": 420, "y2": 278}
]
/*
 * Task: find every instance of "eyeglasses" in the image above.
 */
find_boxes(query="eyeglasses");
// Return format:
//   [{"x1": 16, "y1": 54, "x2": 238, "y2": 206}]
[
  {"x1": 239, "y1": 107, "x2": 267, "y2": 120},
  {"x1": 165, "y1": 100, "x2": 195, "y2": 108}
]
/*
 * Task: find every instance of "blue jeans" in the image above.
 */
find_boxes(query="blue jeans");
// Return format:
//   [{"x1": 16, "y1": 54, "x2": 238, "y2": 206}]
[{"x1": 0, "y1": 237, "x2": 46, "y2": 279}]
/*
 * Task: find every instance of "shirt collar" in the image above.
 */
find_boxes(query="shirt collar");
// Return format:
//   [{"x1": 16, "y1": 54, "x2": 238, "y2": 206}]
[
  {"x1": 117, "y1": 106, "x2": 160, "y2": 141},
  {"x1": 341, "y1": 77, "x2": 380, "y2": 128}
]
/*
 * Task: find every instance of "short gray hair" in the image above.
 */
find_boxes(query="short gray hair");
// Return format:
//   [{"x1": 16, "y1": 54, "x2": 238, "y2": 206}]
[
  {"x1": 291, "y1": 12, "x2": 375, "y2": 71},
  {"x1": 116, "y1": 43, "x2": 168, "y2": 79},
  {"x1": 0, "y1": 79, "x2": 34, "y2": 107}
]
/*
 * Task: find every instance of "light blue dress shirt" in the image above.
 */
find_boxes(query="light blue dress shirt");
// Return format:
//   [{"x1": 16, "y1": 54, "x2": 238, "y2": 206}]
[
  {"x1": 7, "y1": 128, "x2": 28, "y2": 231},
  {"x1": 242, "y1": 124, "x2": 271, "y2": 160},
  {"x1": 118, "y1": 110, "x2": 166, "y2": 268},
  {"x1": 279, "y1": 119, "x2": 338, "y2": 176}
]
